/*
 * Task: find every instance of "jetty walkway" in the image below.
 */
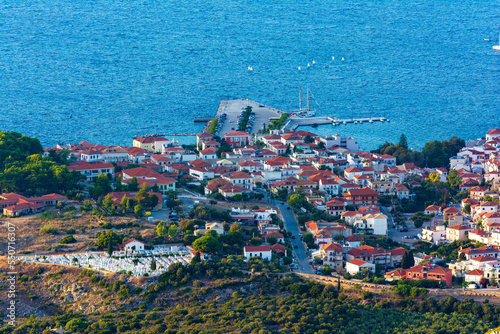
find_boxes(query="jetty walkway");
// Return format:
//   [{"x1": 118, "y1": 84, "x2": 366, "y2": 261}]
[{"x1": 283, "y1": 116, "x2": 389, "y2": 131}]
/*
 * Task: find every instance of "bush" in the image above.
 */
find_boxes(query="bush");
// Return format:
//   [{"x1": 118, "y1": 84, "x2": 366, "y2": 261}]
[
  {"x1": 40, "y1": 225, "x2": 58, "y2": 235},
  {"x1": 60, "y1": 235, "x2": 77, "y2": 244},
  {"x1": 66, "y1": 228, "x2": 76, "y2": 235}
]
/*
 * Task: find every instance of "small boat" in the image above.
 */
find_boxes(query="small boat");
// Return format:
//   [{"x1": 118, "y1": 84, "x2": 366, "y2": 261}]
[
  {"x1": 307, "y1": 63, "x2": 310, "y2": 67},
  {"x1": 298, "y1": 66, "x2": 301, "y2": 70},
  {"x1": 324, "y1": 65, "x2": 329, "y2": 68},
  {"x1": 312, "y1": 60, "x2": 315, "y2": 64},
  {"x1": 369, "y1": 119, "x2": 373, "y2": 123},
  {"x1": 248, "y1": 66, "x2": 253, "y2": 71},
  {"x1": 493, "y1": 29, "x2": 500, "y2": 51},
  {"x1": 332, "y1": 56, "x2": 334, "y2": 61},
  {"x1": 343, "y1": 121, "x2": 346, "y2": 125},
  {"x1": 341, "y1": 57, "x2": 345, "y2": 61}
]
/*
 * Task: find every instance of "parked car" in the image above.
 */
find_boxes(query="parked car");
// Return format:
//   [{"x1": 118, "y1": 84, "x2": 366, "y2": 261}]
[{"x1": 294, "y1": 245, "x2": 298, "y2": 249}]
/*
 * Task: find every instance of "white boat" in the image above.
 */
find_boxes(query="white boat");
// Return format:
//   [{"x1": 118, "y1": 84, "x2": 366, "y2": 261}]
[
  {"x1": 494, "y1": 29, "x2": 500, "y2": 51},
  {"x1": 290, "y1": 85, "x2": 317, "y2": 117}
]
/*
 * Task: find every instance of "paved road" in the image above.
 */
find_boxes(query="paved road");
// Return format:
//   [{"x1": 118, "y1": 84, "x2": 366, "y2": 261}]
[{"x1": 278, "y1": 202, "x2": 315, "y2": 274}]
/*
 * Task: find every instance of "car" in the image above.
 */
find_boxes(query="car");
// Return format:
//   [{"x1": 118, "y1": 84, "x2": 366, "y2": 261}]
[
  {"x1": 287, "y1": 207, "x2": 291, "y2": 210},
  {"x1": 291, "y1": 235, "x2": 296, "y2": 239},
  {"x1": 294, "y1": 245, "x2": 298, "y2": 249}
]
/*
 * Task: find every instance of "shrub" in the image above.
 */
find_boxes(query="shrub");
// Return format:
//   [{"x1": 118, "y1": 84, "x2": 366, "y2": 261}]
[
  {"x1": 60, "y1": 235, "x2": 77, "y2": 244},
  {"x1": 40, "y1": 225, "x2": 58, "y2": 235}
]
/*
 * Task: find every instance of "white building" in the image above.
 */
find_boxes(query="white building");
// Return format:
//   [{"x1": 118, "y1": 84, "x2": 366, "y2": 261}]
[
  {"x1": 319, "y1": 134, "x2": 359, "y2": 152},
  {"x1": 244, "y1": 246, "x2": 272, "y2": 261},
  {"x1": 346, "y1": 259, "x2": 375, "y2": 275},
  {"x1": 120, "y1": 238, "x2": 147, "y2": 252}
]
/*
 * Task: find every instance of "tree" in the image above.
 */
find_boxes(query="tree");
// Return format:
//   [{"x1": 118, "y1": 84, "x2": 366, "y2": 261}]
[
  {"x1": 128, "y1": 177, "x2": 139, "y2": 191},
  {"x1": 267, "y1": 235, "x2": 278, "y2": 245},
  {"x1": 463, "y1": 203, "x2": 471, "y2": 215},
  {"x1": 135, "y1": 183, "x2": 149, "y2": 205},
  {"x1": 322, "y1": 265, "x2": 332, "y2": 275},
  {"x1": 283, "y1": 256, "x2": 293, "y2": 265},
  {"x1": 96, "y1": 231, "x2": 121, "y2": 249},
  {"x1": 91, "y1": 173, "x2": 112, "y2": 199},
  {"x1": 156, "y1": 221, "x2": 167, "y2": 238},
  {"x1": 107, "y1": 238, "x2": 113, "y2": 257},
  {"x1": 168, "y1": 224, "x2": 178, "y2": 239},
  {"x1": 287, "y1": 194, "x2": 304, "y2": 208},
  {"x1": 134, "y1": 204, "x2": 143, "y2": 217},
  {"x1": 191, "y1": 251, "x2": 201, "y2": 264},
  {"x1": 447, "y1": 169, "x2": 461, "y2": 192},
  {"x1": 150, "y1": 258, "x2": 157, "y2": 271},
  {"x1": 229, "y1": 222, "x2": 242, "y2": 234},
  {"x1": 103, "y1": 194, "x2": 114, "y2": 214},
  {"x1": 205, "y1": 229, "x2": 218, "y2": 238},
  {"x1": 115, "y1": 176, "x2": 123, "y2": 191},
  {"x1": 304, "y1": 135, "x2": 314, "y2": 144},
  {"x1": 399, "y1": 134, "x2": 408, "y2": 150},
  {"x1": 119, "y1": 194, "x2": 128, "y2": 214},
  {"x1": 192, "y1": 236, "x2": 222, "y2": 253},
  {"x1": 302, "y1": 232, "x2": 314, "y2": 245}
]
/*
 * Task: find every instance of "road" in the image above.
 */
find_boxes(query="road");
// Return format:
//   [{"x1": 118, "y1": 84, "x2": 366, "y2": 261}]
[{"x1": 277, "y1": 202, "x2": 315, "y2": 274}]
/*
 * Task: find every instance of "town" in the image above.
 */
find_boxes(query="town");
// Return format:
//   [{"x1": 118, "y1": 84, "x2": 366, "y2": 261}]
[{"x1": 2, "y1": 105, "x2": 500, "y2": 296}]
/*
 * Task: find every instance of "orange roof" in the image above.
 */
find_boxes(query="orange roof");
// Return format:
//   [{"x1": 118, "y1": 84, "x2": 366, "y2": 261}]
[{"x1": 347, "y1": 259, "x2": 368, "y2": 266}]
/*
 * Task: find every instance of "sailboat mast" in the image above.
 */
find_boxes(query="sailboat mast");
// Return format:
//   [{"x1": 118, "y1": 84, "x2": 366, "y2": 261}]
[
  {"x1": 307, "y1": 87, "x2": 310, "y2": 111},
  {"x1": 299, "y1": 84, "x2": 302, "y2": 111}
]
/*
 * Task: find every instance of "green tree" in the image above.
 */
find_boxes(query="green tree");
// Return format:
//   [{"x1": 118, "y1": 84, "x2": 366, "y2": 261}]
[
  {"x1": 118, "y1": 194, "x2": 128, "y2": 214},
  {"x1": 128, "y1": 176, "x2": 139, "y2": 191},
  {"x1": 103, "y1": 194, "x2": 114, "y2": 214},
  {"x1": 322, "y1": 265, "x2": 332, "y2": 275},
  {"x1": 447, "y1": 169, "x2": 461, "y2": 192},
  {"x1": 107, "y1": 238, "x2": 113, "y2": 257},
  {"x1": 287, "y1": 194, "x2": 304, "y2": 208},
  {"x1": 156, "y1": 221, "x2": 167, "y2": 238},
  {"x1": 115, "y1": 176, "x2": 123, "y2": 191},
  {"x1": 134, "y1": 204, "x2": 143, "y2": 217},
  {"x1": 267, "y1": 235, "x2": 278, "y2": 245},
  {"x1": 168, "y1": 224, "x2": 178, "y2": 239},
  {"x1": 399, "y1": 134, "x2": 408, "y2": 150},
  {"x1": 192, "y1": 236, "x2": 222, "y2": 253},
  {"x1": 150, "y1": 258, "x2": 157, "y2": 271},
  {"x1": 302, "y1": 232, "x2": 314, "y2": 245}
]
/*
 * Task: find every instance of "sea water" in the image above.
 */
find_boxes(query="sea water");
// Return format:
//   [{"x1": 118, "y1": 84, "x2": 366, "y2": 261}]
[{"x1": 1, "y1": 0, "x2": 499, "y2": 150}]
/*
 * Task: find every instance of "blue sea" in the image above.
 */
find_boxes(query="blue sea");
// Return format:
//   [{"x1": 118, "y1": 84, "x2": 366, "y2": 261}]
[{"x1": 1, "y1": 0, "x2": 500, "y2": 151}]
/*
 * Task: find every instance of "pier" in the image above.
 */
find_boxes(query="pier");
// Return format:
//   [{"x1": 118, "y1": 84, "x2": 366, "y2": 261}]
[
  {"x1": 283, "y1": 116, "x2": 388, "y2": 131},
  {"x1": 193, "y1": 118, "x2": 213, "y2": 123}
]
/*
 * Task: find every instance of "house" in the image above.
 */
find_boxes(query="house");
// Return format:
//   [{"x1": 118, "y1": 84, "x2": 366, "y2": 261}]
[
  {"x1": 465, "y1": 269, "x2": 485, "y2": 284},
  {"x1": 119, "y1": 238, "x2": 147, "y2": 252},
  {"x1": 199, "y1": 147, "x2": 218, "y2": 160},
  {"x1": 486, "y1": 128, "x2": 500, "y2": 140},
  {"x1": 195, "y1": 222, "x2": 225, "y2": 236},
  {"x1": 101, "y1": 146, "x2": 129, "y2": 163},
  {"x1": 270, "y1": 243, "x2": 286, "y2": 256},
  {"x1": 320, "y1": 242, "x2": 343, "y2": 270},
  {"x1": 218, "y1": 185, "x2": 249, "y2": 198},
  {"x1": 222, "y1": 171, "x2": 254, "y2": 190},
  {"x1": 346, "y1": 259, "x2": 375, "y2": 275},
  {"x1": 196, "y1": 132, "x2": 214, "y2": 150},
  {"x1": 326, "y1": 197, "x2": 347, "y2": 216},
  {"x1": 395, "y1": 184, "x2": 410, "y2": 199},
  {"x1": 68, "y1": 162, "x2": 115, "y2": 182},
  {"x1": 0, "y1": 193, "x2": 68, "y2": 217},
  {"x1": 458, "y1": 246, "x2": 500, "y2": 260},
  {"x1": 390, "y1": 247, "x2": 409, "y2": 267},
  {"x1": 404, "y1": 263, "x2": 452, "y2": 286},
  {"x1": 421, "y1": 226, "x2": 446, "y2": 245},
  {"x1": 344, "y1": 235, "x2": 363, "y2": 250},
  {"x1": 346, "y1": 245, "x2": 390, "y2": 268},
  {"x1": 469, "y1": 186, "x2": 489, "y2": 201},
  {"x1": 341, "y1": 187, "x2": 379, "y2": 207},
  {"x1": 262, "y1": 232, "x2": 285, "y2": 243},
  {"x1": 224, "y1": 131, "x2": 250, "y2": 148},
  {"x1": 424, "y1": 205, "x2": 441, "y2": 216},
  {"x1": 244, "y1": 246, "x2": 272, "y2": 261},
  {"x1": 385, "y1": 269, "x2": 407, "y2": 281},
  {"x1": 204, "y1": 178, "x2": 231, "y2": 195},
  {"x1": 446, "y1": 225, "x2": 472, "y2": 242},
  {"x1": 133, "y1": 137, "x2": 169, "y2": 153},
  {"x1": 443, "y1": 207, "x2": 460, "y2": 220}
]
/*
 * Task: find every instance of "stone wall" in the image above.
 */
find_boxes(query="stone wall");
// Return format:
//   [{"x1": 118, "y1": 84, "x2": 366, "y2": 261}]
[{"x1": 297, "y1": 272, "x2": 500, "y2": 304}]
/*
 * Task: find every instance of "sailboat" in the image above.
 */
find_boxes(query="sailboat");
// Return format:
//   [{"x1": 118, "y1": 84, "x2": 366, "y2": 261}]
[
  {"x1": 291, "y1": 85, "x2": 317, "y2": 118},
  {"x1": 494, "y1": 29, "x2": 500, "y2": 51}
]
